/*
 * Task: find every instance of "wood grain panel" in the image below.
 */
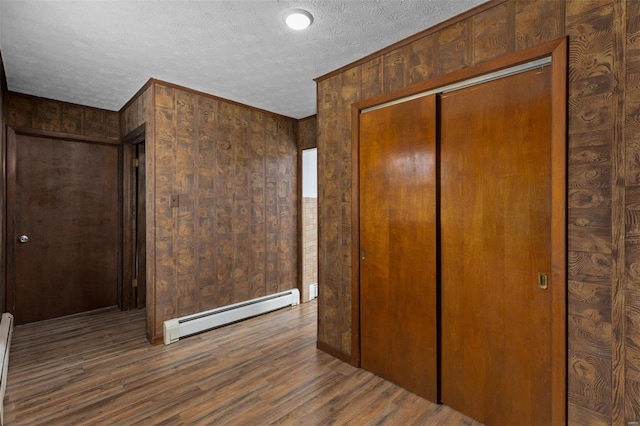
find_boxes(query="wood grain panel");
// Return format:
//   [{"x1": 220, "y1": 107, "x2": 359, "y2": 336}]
[
  {"x1": 135, "y1": 82, "x2": 298, "y2": 341},
  {"x1": 515, "y1": 0, "x2": 564, "y2": 50},
  {"x1": 297, "y1": 115, "x2": 317, "y2": 150},
  {"x1": 408, "y1": 33, "x2": 438, "y2": 85},
  {"x1": 568, "y1": 403, "x2": 611, "y2": 426},
  {"x1": 569, "y1": 281, "x2": 611, "y2": 322},
  {"x1": 473, "y1": 2, "x2": 512, "y2": 63},
  {"x1": 7, "y1": 92, "x2": 119, "y2": 140},
  {"x1": 438, "y1": 20, "x2": 473, "y2": 75},
  {"x1": 360, "y1": 58, "x2": 383, "y2": 100},
  {"x1": 383, "y1": 46, "x2": 409, "y2": 93},
  {"x1": 359, "y1": 95, "x2": 437, "y2": 401},
  {"x1": 568, "y1": 350, "x2": 612, "y2": 415}
]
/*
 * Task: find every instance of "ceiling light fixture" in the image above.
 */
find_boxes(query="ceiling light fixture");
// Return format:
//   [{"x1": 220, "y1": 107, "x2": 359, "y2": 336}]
[{"x1": 284, "y1": 9, "x2": 313, "y2": 30}]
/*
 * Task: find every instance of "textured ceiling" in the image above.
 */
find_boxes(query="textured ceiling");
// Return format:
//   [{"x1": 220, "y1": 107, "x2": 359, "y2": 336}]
[{"x1": 0, "y1": 0, "x2": 485, "y2": 119}]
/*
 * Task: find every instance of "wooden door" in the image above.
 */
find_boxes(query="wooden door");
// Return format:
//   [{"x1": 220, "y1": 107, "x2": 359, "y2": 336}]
[
  {"x1": 7, "y1": 132, "x2": 119, "y2": 324},
  {"x1": 359, "y1": 95, "x2": 438, "y2": 401},
  {"x1": 440, "y1": 67, "x2": 553, "y2": 424}
]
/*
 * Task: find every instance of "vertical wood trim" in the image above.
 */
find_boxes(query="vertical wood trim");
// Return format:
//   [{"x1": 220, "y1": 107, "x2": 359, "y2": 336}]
[
  {"x1": 148, "y1": 82, "x2": 158, "y2": 344},
  {"x1": 611, "y1": 0, "x2": 627, "y2": 423},
  {"x1": 296, "y1": 124, "x2": 303, "y2": 300},
  {"x1": 5, "y1": 128, "x2": 16, "y2": 316},
  {"x1": 121, "y1": 143, "x2": 133, "y2": 311},
  {"x1": 551, "y1": 37, "x2": 569, "y2": 426},
  {"x1": 350, "y1": 105, "x2": 361, "y2": 367}
]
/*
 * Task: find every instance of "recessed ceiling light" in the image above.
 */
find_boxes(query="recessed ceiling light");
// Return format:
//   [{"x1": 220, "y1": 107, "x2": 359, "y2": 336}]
[{"x1": 284, "y1": 9, "x2": 313, "y2": 30}]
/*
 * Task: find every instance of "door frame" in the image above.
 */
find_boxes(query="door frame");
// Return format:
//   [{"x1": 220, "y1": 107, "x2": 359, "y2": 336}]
[
  {"x1": 122, "y1": 124, "x2": 146, "y2": 311},
  {"x1": 5, "y1": 126, "x2": 123, "y2": 316},
  {"x1": 350, "y1": 37, "x2": 567, "y2": 423}
]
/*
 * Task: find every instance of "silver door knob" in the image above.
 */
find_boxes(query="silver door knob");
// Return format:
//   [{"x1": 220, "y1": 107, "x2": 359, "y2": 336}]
[{"x1": 18, "y1": 235, "x2": 29, "y2": 243}]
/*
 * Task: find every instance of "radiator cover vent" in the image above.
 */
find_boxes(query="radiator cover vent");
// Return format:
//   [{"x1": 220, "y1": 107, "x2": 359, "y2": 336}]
[{"x1": 163, "y1": 289, "x2": 300, "y2": 345}]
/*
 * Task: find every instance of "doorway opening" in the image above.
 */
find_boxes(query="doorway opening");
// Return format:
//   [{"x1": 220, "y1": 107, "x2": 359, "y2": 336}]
[
  {"x1": 302, "y1": 148, "x2": 318, "y2": 302},
  {"x1": 123, "y1": 125, "x2": 147, "y2": 311}
]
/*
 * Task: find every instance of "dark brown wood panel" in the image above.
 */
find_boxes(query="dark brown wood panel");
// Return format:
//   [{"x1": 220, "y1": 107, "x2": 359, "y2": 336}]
[
  {"x1": 440, "y1": 68, "x2": 553, "y2": 425},
  {"x1": 359, "y1": 95, "x2": 437, "y2": 401},
  {"x1": 297, "y1": 116, "x2": 317, "y2": 150},
  {"x1": 8, "y1": 133, "x2": 119, "y2": 324},
  {"x1": 134, "y1": 81, "x2": 298, "y2": 341},
  {"x1": 7, "y1": 92, "x2": 119, "y2": 140}
]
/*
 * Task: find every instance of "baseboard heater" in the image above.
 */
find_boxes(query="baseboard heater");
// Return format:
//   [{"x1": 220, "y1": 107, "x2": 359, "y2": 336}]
[
  {"x1": 0, "y1": 313, "x2": 14, "y2": 426},
  {"x1": 163, "y1": 289, "x2": 300, "y2": 345}
]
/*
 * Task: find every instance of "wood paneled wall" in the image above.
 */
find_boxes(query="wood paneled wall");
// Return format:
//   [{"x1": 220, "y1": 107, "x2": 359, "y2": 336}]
[
  {"x1": 6, "y1": 93, "x2": 119, "y2": 140},
  {"x1": 297, "y1": 115, "x2": 317, "y2": 150},
  {"x1": 122, "y1": 80, "x2": 298, "y2": 343},
  {"x1": 315, "y1": 0, "x2": 638, "y2": 423}
]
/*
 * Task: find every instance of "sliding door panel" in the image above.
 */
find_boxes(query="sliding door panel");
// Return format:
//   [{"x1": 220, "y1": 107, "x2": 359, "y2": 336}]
[
  {"x1": 440, "y1": 67, "x2": 553, "y2": 424},
  {"x1": 359, "y1": 95, "x2": 438, "y2": 401}
]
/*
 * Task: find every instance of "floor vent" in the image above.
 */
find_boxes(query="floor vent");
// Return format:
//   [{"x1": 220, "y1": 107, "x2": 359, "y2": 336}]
[{"x1": 163, "y1": 289, "x2": 300, "y2": 345}]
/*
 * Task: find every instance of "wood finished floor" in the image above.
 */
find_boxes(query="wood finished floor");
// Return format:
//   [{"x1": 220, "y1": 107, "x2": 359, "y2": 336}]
[{"x1": 5, "y1": 300, "x2": 482, "y2": 425}]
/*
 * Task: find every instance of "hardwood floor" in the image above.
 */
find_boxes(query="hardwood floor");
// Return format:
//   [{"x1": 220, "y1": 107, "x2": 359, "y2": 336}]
[{"x1": 5, "y1": 300, "x2": 482, "y2": 425}]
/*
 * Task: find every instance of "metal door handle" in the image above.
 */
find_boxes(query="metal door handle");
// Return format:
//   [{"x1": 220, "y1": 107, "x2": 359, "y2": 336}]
[{"x1": 18, "y1": 235, "x2": 29, "y2": 243}]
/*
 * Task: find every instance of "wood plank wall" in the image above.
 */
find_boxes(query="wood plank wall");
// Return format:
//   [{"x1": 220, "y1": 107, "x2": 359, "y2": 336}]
[
  {"x1": 315, "y1": 0, "x2": 639, "y2": 423},
  {"x1": 122, "y1": 80, "x2": 298, "y2": 343},
  {"x1": 298, "y1": 115, "x2": 317, "y2": 150},
  {"x1": 6, "y1": 93, "x2": 119, "y2": 140}
]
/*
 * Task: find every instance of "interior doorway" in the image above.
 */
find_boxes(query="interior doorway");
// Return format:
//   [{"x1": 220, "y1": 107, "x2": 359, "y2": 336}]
[
  {"x1": 302, "y1": 148, "x2": 318, "y2": 302},
  {"x1": 123, "y1": 125, "x2": 147, "y2": 311}
]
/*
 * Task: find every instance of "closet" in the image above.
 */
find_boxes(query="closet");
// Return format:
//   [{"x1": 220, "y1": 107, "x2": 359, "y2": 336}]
[{"x1": 355, "y1": 40, "x2": 566, "y2": 425}]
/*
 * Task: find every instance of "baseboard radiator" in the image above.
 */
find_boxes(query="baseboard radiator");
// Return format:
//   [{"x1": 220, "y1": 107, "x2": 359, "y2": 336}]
[
  {"x1": 309, "y1": 283, "x2": 318, "y2": 300},
  {"x1": 0, "y1": 313, "x2": 14, "y2": 426},
  {"x1": 163, "y1": 289, "x2": 300, "y2": 345}
]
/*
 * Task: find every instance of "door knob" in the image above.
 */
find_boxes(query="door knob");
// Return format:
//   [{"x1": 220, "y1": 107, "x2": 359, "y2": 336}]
[{"x1": 18, "y1": 235, "x2": 29, "y2": 243}]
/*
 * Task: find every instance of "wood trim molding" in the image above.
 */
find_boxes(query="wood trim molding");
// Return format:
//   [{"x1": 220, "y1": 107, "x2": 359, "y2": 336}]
[
  {"x1": 147, "y1": 83, "x2": 157, "y2": 345},
  {"x1": 549, "y1": 36, "x2": 568, "y2": 426},
  {"x1": 9, "y1": 126, "x2": 120, "y2": 145},
  {"x1": 296, "y1": 126, "x2": 304, "y2": 300},
  {"x1": 350, "y1": 104, "x2": 361, "y2": 368},
  {"x1": 119, "y1": 78, "x2": 154, "y2": 114},
  {"x1": 122, "y1": 123, "x2": 146, "y2": 145},
  {"x1": 316, "y1": 340, "x2": 355, "y2": 366},
  {"x1": 315, "y1": 0, "x2": 507, "y2": 83}
]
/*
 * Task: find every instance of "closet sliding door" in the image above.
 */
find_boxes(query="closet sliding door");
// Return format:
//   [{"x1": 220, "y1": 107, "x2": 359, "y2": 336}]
[
  {"x1": 359, "y1": 95, "x2": 438, "y2": 401},
  {"x1": 439, "y1": 67, "x2": 553, "y2": 425}
]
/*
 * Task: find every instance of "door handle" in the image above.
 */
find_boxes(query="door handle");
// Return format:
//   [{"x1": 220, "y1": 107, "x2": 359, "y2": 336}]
[
  {"x1": 538, "y1": 272, "x2": 548, "y2": 290},
  {"x1": 18, "y1": 235, "x2": 29, "y2": 244}
]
